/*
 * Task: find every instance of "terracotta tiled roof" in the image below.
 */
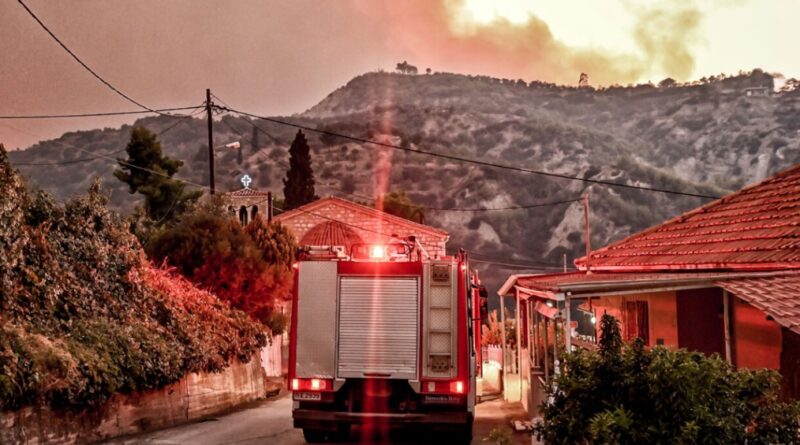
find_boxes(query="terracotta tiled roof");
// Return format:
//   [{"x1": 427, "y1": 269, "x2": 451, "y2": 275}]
[
  {"x1": 224, "y1": 187, "x2": 270, "y2": 198},
  {"x1": 299, "y1": 221, "x2": 364, "y2": 250},
  {"x1": 498, "y1": 271, "x2": 768, "y2": 298},
  {"x1": 716, "y1": 273, "x2": 800, "y2": 334},
  {"x1": 273, "y1": 196, "x2": 449, "y2": 238},
  {"x1": 576, "y1": 164, "x2": 800, "y2": 271},
  {"x1": 501, "y1": 270, "x2": 800, "y2": 333}
]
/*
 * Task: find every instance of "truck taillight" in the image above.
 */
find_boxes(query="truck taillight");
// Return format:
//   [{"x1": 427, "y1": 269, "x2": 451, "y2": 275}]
[
  {"x1": 423, "y1": 380, "x2": 466, "y2": 394},
  {"x1": 291, "y1": 378, "x2": 332, "y2": 391}
]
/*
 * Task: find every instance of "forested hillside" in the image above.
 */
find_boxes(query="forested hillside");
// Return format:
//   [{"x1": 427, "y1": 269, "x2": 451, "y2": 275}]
[{"x1": 8, "y1": 70, "x2": 800, "y2": 291}]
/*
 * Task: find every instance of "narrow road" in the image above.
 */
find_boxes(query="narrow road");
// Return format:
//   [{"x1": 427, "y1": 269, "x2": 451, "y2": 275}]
[{"x1": 103, "y1": 394, "x2": 531, "y2": 445}]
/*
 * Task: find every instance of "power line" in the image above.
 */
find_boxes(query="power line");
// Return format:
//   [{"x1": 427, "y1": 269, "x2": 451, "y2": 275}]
[
  {"x1": 217, "y1": 105, "x2": 720, "y2": 200},
  {"x1": 428, "y1": 198, "x2": 581, "y2": 212},
  {"x1": 465, "y1": 258, "x2": 568, "y2": 271},
  {"x1": 17, "y1": 0, "x2": 181, "y2": 117},
  {"x1": 0, "y1": 106, "x2": 202, "y2": 120},
  {"x1": 12, "y1": 108, "x2": 205, "y2": 166},
  {"x1": 215, "y1": 105, "x2": 586, "y2": 213}
]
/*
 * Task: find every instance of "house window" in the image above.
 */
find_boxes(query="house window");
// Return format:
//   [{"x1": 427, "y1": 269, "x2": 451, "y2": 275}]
[{"x1": 625, "y1": 301, "x2": 650, "y2": 344}]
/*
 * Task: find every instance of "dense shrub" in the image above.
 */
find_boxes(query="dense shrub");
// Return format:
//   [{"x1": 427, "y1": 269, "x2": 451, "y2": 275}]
[
  {"x1": 0, "y1": 146, "x2": 265, "y2": 410},
  {"x1": 147, "y1": 208, "x2": 295, "y2": 334},
  {"x1": 536, "y1": 314, "x2": 800, "y2": 444}
]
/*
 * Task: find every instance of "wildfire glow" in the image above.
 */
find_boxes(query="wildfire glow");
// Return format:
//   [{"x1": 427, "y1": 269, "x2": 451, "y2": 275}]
[{"x1": 456, "y1": 0, "x2": 537, "y2": 26}]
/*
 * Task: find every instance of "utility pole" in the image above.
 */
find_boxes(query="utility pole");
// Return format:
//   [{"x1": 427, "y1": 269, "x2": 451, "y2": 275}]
[
  {"x1": 206, "y1": 88, "x2": 215, "y2": 195},
  {"x1": 583, "y1": 192, "x2": 591, "y2": 273},
  {"x1": 267, "y1": 191, "x2": 273, "y2": 222}
]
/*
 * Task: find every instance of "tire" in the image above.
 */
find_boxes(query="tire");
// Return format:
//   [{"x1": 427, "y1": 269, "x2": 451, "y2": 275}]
[
  {"x1": 454, "y1": 417, "x2": 474, "y2": 445},
  {"x1": 302, "y1": 424, "x2": 349, "y2": 443},
  {"x1": 302, "y1": 428, "x2": 326, "y2": 443}
]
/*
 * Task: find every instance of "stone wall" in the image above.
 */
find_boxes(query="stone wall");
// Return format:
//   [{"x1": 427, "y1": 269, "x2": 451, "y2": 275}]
[
  {"x1": 0, "y1": 358, "x2": 265, "y2": 445},
  {"x1": 278, "y1": 201, "x2": 448, "y2": 257}
]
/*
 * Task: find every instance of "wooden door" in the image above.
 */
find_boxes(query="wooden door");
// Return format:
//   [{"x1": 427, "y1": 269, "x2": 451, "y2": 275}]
[{"x1": 676, "y1": 288, "x2": 725, "y2": 357}]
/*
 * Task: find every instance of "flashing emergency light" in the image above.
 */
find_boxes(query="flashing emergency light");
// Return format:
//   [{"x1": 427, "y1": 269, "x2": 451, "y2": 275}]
[{"x1": 370, "y1": 245, "x2": 386, "y2": 259}]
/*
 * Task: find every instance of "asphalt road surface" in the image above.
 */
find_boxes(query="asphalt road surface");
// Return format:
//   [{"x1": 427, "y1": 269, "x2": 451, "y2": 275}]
[{"x1": 103, "y1": 394, "x2": 531, "y2": 445}]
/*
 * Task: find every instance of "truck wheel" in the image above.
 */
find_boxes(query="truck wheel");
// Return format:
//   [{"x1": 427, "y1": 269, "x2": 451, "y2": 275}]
[
  {"x1": 302, "y1": 429, "x2": 326, "y2": 443},
  {"x1": 302, "y1": 425, "x2": 348, "y2": 443},
  {"x1": 454, "y1": 418, "x2": 474, "y2": 444}
]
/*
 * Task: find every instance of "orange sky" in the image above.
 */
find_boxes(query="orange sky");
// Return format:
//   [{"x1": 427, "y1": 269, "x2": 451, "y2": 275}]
[{"x1": 1, "y1": 0, "x2": 796, "y2": 149}]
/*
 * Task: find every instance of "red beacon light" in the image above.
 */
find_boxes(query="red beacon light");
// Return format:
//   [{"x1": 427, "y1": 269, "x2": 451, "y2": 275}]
[{"x1": 370, "y1": 245, "x2": 386, "y2": 259}]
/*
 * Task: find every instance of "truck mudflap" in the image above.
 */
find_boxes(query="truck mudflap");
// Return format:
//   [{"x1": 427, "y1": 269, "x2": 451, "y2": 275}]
[{"x1": 293, "y1": 409, "x2": 472, "y2": 428}]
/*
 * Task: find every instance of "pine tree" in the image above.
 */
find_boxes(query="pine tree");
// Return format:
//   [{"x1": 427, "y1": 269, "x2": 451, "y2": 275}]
[
  {"x1": 282, "y1": 130, "x2": 316, "y2": 210},
  {"x1": 114, "y1": 127, "x2": 201, "y2": 224}
]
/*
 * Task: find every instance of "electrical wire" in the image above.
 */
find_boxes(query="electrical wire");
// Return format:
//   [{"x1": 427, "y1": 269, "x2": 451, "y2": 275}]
[
  {"x1": 17, "y1": 0, "x2": 184, "y2": 117},
  {"x1": 12, "y1": 107, "x2": 205, "y2": 166},
  {"x1": 217, "y1": 104, "x2": 720, "y2": 199},
  {"x1": 0, "y1": 106, "x2": 203, "y2": 120},
  {"x1": 215, "y1": 105, "x2": 587, "y2": 213}
]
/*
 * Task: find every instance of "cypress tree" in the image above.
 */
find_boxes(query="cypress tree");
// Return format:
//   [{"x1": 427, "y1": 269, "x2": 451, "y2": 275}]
[{"x1": 282, "y1": 130, "x2": 316, "y2": 210}]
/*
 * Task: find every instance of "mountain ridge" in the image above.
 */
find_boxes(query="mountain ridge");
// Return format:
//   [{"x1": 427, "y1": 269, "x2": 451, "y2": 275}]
[{"x1": 7, "y1": 70, "x2": 800, "y2": 292}]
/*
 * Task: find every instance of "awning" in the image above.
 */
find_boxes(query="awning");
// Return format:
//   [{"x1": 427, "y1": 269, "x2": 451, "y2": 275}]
[
  {"x1": 716, "y1": 274, "x2": 800, "y2": 334},
  {"x1": 534, "y1": 302, "x2": 559, "y2": 320}
]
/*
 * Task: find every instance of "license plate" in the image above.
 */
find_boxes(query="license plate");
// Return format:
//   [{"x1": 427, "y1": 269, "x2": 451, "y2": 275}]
[{"x1": 294, "y1": 391, "x2": 322, "y2": 401}]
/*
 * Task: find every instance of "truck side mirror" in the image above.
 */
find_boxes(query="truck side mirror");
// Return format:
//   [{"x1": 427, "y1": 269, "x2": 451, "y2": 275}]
[{"x1": 477, "y1": 286, "x2": 489, "y2": 321}]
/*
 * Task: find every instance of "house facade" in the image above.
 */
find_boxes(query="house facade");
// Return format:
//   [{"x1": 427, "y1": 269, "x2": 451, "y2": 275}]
[{"x1": 499, "y1": 164, "x2": 800, "y2": 414}]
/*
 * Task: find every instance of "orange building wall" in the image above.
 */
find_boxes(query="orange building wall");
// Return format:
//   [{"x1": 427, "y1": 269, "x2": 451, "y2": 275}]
[
  {"x1": 733, "y1": 298, "x2": 782, "y2": 370},
  {"x1": 592, "y1": 291, "x2": 678, "y2": 348}
]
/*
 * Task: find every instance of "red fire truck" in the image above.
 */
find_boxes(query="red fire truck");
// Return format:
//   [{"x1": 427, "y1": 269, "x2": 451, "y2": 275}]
[{"x1": 289, "y1": 239, "x2": 486, "y2": 443}]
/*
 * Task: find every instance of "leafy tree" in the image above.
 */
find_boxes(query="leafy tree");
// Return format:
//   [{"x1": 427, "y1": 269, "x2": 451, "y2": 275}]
[
  {"x1": 658, "y1": 77, "x2": 677, "y2": 88},
  {"x1": 380, "y1": 190, "x2": 425, "y2": 223},
  {"x1": 114, "y1": 127, "x2": 201, "y2": 224},
  {"x1": 245, "y1": 214, "x2": 295, "y2": 267},
  {"x1": 535, "y1": 313, "x2": 800, "y2": 445},
  {"x1": 147, "y1": 205, "x2": 295, "y2": 334},
  {"x1": 282, "y1": 130, "x2": 317, "y2": 210}
]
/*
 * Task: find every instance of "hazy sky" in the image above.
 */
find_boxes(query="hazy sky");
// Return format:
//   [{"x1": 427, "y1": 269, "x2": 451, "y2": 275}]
[{"x1": 1, "y1": 0, "x2": 797, "y2": 149}]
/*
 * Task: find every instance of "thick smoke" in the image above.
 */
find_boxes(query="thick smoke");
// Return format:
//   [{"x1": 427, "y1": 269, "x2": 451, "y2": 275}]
[{"x1": 357, "y1": 0, "x2": 707, "y2": 85}]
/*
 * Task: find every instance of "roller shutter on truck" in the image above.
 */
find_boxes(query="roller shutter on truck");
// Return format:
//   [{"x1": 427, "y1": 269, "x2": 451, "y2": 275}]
[{"x1": 336, "y1": 276, "x2": 420, "y2": 380}]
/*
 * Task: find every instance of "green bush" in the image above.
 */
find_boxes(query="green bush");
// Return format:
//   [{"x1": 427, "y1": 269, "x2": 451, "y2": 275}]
[
  {"x1": 0, "y1": 146, "x2": 266, "y2": 410},
  {"x1": 147, "y1": 208, "x2": 295, "y2": 328},
  {"x1": 536, "y1": 314, "x2": 800, "y2": 444}
]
